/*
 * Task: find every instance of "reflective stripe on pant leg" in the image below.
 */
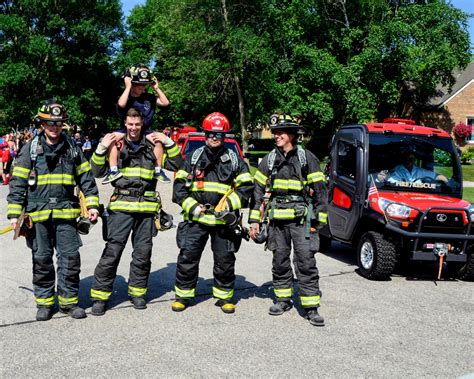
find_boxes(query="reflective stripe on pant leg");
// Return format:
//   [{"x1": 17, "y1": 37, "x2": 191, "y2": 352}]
[
  {"x1": 35, "y1": 296, "x2": 55, "y2": 307},
  {"x1": 90, "y1": 289, "x2": 112, "y2": 301},
  {"x1": 175, "y1": 222, "x2": 209, "y2": 291},
  {"x1": 175, "y1": 286, "x2": 195, "y2": 299},
  {"x1": 128, "y1": 214, "x2": 154, "y2": 290},
  {"x1": 92, "y1": 212, "x2": 134, "y2": 296},
  {"x1": 55, "y1": 220, "x2": 82, "y2": 303},
  {"x1": 30, "y1": 220, "x2": 56, "y2": 301},
  {"x1": 300, "y1": 295, "x2": 321, "y2": 308},
  {"x1": 274, "y1": 288, "x2": 292, "y2": 299},
  {"x1": 212, "y1": 286, "x2": 234, "y2": 300},
  {"x1": 289, "y1": 222, "x2": 321, "y2": 301},
  {"x1": 128, "y1": 285, "x2": 147, "y2": 297}
]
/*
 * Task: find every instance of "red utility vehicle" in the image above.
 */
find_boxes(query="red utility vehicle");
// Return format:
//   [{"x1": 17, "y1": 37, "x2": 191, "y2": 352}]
[
  {"x1": 180, "y1": 132, "x2": 244, "y2": 159},
  {"x1": 164, "y1": 125, "x2": 198, "y2": 148},
  {"x1": 321, "y1": 118, "x2": 474, "y2": 280}
]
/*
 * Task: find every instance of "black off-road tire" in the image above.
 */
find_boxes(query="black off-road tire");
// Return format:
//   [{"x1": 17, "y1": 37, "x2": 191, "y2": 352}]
[
  {"x1": 318, "y1": 235, "x2": 332, "y2": 254},
  {"x1": 357, "y1": 231, "x2": 397, "y2": 280},
  {"x1": 448, "y1": 252, "x2": 474, "y2": 281}
]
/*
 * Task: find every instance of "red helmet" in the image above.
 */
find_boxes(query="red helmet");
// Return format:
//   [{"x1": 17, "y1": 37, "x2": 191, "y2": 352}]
[{"x1": 202, "y1": 112, "x2": 230, "y2": 132}]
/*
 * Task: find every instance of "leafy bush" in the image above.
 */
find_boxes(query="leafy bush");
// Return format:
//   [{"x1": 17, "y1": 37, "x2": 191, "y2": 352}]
[{"x1": 460, "y1": 146, "x2": 474, "y2": 164}]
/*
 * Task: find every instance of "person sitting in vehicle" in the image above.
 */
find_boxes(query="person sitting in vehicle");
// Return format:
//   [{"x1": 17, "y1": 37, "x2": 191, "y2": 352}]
[
  {"x1": 388, "y1": 149, "x2": 448, "y2": 184},
  {"x1": 369, "y1": 169, "x2": 389, "y2": 187}
]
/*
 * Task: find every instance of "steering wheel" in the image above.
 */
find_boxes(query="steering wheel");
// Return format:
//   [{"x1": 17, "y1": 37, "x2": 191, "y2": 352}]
[{"x1": 419, "y1": 176, "x2": 436, "y2": 184}]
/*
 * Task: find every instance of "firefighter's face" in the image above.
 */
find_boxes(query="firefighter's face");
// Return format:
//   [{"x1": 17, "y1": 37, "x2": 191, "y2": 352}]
[
  {"x1": 125, "y1": 116, "x2": 143, "y2": 141},
  {"x1": 205, "y1": 132, "x2": 224, "y2": 149},
  {"x1": 273, "y1": 130, "x2": 295, "y2": 148},
  {"x1": 43, "y1": 121, "x2": 63, "y2": 143}
]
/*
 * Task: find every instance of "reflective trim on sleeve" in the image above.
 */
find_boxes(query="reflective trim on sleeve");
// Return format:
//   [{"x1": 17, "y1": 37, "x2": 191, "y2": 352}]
[
  {"x1": 318, "y1": 212, "x2": 328, "y2": 223},
  {"x1": 249, "y1": 209, "x2": 261, "y2": 222},
  {"x1": 212, "y1": 286, "x2": 234, "y2": 300},
  {"x1": 85, "y1": 196, "x2": 100, "y2": 208},
  {"x1": 175, "y1": 286, "x2": 195, "y2": 299},
  {"x1": 7, "y1": 203, "x2": 23, "y2": 216},
  {"x1": 91, "y1": 288, "x2": 112, "y2": 301},
  {"x1": 76, "y1": 161, "x2": 91, "y2": 175},
  {"x1": 37, "y1": 174, "x2": 75, "y2": 185},
  {"x1": 182, "y1": 197, "x2": 199, "y2": 214},
  {"x1": 227, "y1": 192, "x2": 241, "y2": 211},
  {"x1": 274, "y1": 288, "x2": 292, "y2": 298},
  {"x1": 35, "y1": 296, "x2": 55, "y2": 307},
  {"x1": 128, "y1": 285, "x2": 147, "y2": 297},
  {"x1": 166, "y1": 144, "x2": 180, "y2": 158},
  {"x1": 175, "y1": 169, "x2": 189, "y2": 180},
  {"x1": 58, "y1": 295, "x2": 79, "y2": 307},
  {"x1": 92, "y1": 153, "x2": 106, "y2": 165},
  {"x1": 235, "y1": 172, "x2": 253, "y2": 187},
  {"x1": 12, "y1": 166, "x2": 30, "y2": 179},
  {"x1": 254, "y1": 170, "x2": 268, "y2": 186},
  {"x1": 307, "y1": 171, "x2": 325, "y2": 184},
  {"x1": 300, "y1": 295, "x2": 321, "y2": 308}
]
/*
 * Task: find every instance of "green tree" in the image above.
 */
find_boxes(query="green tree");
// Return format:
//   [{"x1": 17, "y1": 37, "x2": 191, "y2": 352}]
[{"x1": 0, "y1": 0, "x2": 124, "y2": 135}]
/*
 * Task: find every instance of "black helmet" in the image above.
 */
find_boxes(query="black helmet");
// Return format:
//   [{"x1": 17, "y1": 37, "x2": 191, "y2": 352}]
[
  {"x1": 124, "y1": 64, "x2": 154, "y2": 84},
  {"x1": 253, "y1": 223, "x2": 268, "y2": 244},
  {"x1": 156, "y1": 209, "x2": 174, "y2": 231},
  {"x1": 269, "y1": 113, "x2": 303, "y2": 134},
  {"x1": 36, "y1": 99, "x2": 68, "y2": 122}
]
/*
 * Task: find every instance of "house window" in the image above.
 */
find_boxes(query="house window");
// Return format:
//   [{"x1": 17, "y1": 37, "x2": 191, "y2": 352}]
[{"x1": 468, "y1": 117, "x2": 474, "y2": 142}]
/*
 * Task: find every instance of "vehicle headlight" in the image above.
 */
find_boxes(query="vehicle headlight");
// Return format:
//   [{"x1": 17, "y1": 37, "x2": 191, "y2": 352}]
[
  {"x1": 468, "y1": 205, "x2": 474, "y2": 222},
  {"x1": 378, "y1": 199, "x2": 413, "y2": 219}
]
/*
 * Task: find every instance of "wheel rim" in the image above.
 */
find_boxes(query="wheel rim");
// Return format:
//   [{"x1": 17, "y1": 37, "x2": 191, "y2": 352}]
[{"x1": 360, "y1": 241, "x2": 374, "y2": 270}]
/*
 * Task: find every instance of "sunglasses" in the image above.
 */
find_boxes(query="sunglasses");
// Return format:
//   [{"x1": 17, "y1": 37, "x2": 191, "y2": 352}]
[
  {"x1": 206, "y1": 132, "x2": 224, "y2": 139},
  {"x1": 44, "y1": 121, "x2": 63, "y2": 127}
]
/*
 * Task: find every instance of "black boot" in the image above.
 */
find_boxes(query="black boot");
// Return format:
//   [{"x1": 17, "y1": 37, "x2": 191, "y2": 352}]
[
  {"x1": 269, "y1": 300, "x2": 293, "y2": 316},
  {"x1": 130, "y1": 297, "x2": 147, "y2": 310},
  {"x1": 60, "y1": 305, "x2": 87, "y2": 319},
  {"x1": 36, "y1": 307, "x2": 53, "y2": 321},
  {"x1": 306, "y1": 308, "x2": 325, "y2": 326},
  {"x1": 91, "y1": 300, "x2": 107, "y2": 316}
]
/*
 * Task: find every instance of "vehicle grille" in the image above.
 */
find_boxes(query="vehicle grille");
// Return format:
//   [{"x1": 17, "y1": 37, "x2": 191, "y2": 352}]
[{"x1": 420, "y1": 211, "x2": 466, "y2": 233}]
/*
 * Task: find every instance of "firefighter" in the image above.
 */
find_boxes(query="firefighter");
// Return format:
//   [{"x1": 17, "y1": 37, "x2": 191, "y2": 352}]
[
  {"x1": 171, "y1": 112, "x2": 253, "y2": 313},
  {"x1": 89, "y1": 108, "x2": 182, "y2": 316},
  {"x1": 7, "y1": 99, "x2": 100, "y2": 321},
  {"x1": 248, "y1": 114, "x2": 328, "y2": 326}
]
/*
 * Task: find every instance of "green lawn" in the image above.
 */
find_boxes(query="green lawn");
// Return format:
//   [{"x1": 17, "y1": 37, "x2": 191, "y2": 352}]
[
  {"x1": 462, "y1": 164, "x2": 474, "y2": 181},
  {"x1": 463, "y1": 188, "x2": 474, "y2": 203}
]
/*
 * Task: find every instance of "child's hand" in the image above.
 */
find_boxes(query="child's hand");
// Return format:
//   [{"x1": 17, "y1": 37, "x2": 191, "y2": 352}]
[
  {"x1": 124, "y1": 76, "x2": 132, "y2": 89},
  {"x1": 100, "y1": 133, "x2": 117, "y2": 149},
  {"x1": 148, "y1": 132, "x2": 167, "y2": 144}
]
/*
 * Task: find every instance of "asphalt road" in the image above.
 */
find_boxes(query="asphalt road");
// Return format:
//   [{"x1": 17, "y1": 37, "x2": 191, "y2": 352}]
[{"x1": 0, "y1": 174, "x2": 472, "y2": 377}]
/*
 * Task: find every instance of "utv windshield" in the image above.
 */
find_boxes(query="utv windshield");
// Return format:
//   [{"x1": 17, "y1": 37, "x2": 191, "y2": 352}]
[{"x1": 368, "y1": 134, "x2": 461, "y2": 194}]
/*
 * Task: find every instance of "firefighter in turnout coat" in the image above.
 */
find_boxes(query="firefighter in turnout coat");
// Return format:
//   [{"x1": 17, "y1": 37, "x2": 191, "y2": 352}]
[
  {"x1": 89, "y1": 108, "x2": 182, "y2": 316},
  {"x1": 7, "y1": 100, "x2": 100, "y2": 321},
  {"x1": 249, "y1": 114, "x2": 328, "y2": 326},
  {"x1": 171, "y1": 112, "x2": 253, "y2": 314}
]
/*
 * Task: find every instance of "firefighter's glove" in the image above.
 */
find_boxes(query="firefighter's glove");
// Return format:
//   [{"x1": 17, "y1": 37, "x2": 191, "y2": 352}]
[
  {"x1": 95, "y1": 143, "x2": 108, "y2": 155},
  {"x1": 192, "y1": 205, "x2": 205, "y2": 218}
]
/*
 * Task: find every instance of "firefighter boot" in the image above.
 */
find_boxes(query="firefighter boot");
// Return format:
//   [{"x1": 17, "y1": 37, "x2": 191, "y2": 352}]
[
  {"x1": 306, "y1": 308, "x2": 325, "y2": 327},
  {"x1": 91, "y1": 300, "x2": 107, "y2": 316},
  {"x1": 130, "y1": 297, "x2": 147, "y2": 310},
  {"x1": 216, "y1": 299, "x2": 235, "y2": 314},
  {"x1": 269, "y1": 299, "x2": 293, "y2": 316},
  {"x1": 60, "y1": 305, "x2": 87, "y2": 319},
  {"x1": 171, "y1": 298, "x2": 189, "y2": 312},
  {"x1": 36, "y1": 307, "x2": 53, "y2": 321}
]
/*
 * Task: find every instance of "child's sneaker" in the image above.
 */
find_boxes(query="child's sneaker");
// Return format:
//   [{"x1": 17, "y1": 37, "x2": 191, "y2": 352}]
[
  {"x1": 155, "y1": 170, "x2": 171, "y2": 184},
  {"x1": 102, "y1": 171, "x2": 123, "y2": 184}
]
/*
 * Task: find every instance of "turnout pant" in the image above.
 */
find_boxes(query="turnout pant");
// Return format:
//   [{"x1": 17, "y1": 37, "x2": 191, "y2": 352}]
[
  {"x1": 26, "y1": 218, "x2": 82, "y2": 308},
  {"x1": 174, "y1": 221, "x2": 239, "y2": 301},
  {"x1": 267, "y1": 220, "x2": 322, "y2": 309},
  {"x1": 91, "y1": 211, "x2": 154, "y2": 301}
]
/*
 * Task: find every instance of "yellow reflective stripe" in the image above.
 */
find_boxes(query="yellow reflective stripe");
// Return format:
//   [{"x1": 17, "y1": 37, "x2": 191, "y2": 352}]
[
  {"x1": 120, "y1": 167, "x2": 154, "y2": 180},
  {"x1": 85, "y1": 196, "x2": 99, "y2": 207},
  {"x1": 37, "y1": 174, "x2": 75, "y2": 185},
  {"x1": 249, "y1": 209, "x2": 261, "y2": 222},
  {"x1": 175, "y1": 286, "x2": 195, "y2": 299},
  {"x1": 273, "y1": 179, "x2": 304, "y2": 191},
  {"x1": 35, "y1": 296, "x2": 55, "y2": 306},
  {"x1": 182, "y1": 197, "x2": 199, "y2": 214},
  {"x1": 175, "y1": 169, "x2": 189, "y2": 180},
  {"x1": 227, "y1": 192, "x2": 241, "y2": 210},
  {"x1": 91, "y1": 288, "x2": 112, "y2": 301},
  {"x1": 7, "y1": 203, "x2": 23, "y2": 214},
  {"x1": 76, "y1": 161, "x2": 91, "y2": 175},
  {"x1": 307, "y1": 171, "x2": 325, "y2": 184},
  {"x1": 12, "y1": 166, "x2": 30, "y2": 178},
  {"x1": 318, "y1": 212, "x2": 328, "y2": 223},
  {"x1": 183, "y1": 213, "x2": 226, "y2": 225},
  {"x1": 58, "y1": 295, "x2": 79, "y2": 306},
  {"x1": 190, "y1": 181, "x2": 231, "y2": 194},
  {"x1": 213, "y1": 286, "x2": 234, "y2": 300},
  {"x1": 30, "y1": 210, "x2": 52, "y2": 222},
  {"x1": 52, "y1": 209, "x2": 81, "y2": 219},
  {"x1": 272, "y1": 209, "x2": 296, "y2": 219},
  {"x1": 274, "y1": 288, "x2": 292, "y2": 298},
  {"x1": 92, "y1": 153, "x2": 106, "y2": 165},
  {"x1": 128, "y1": 285, "x2": 147, "y2": 297},
  {"x1": 254, "y1": 170, "x2": 267, "y2": 185},
  {"x1": 167, "y1": 144, "x2": 180, "y2": 158},
  {"x1": 109, "y1": 200, "x2": 159, "y2": 213},
  {"x1": 300, "y1": 295, "x2": 321, "y2": 307},
  {"x1": 144, "y1": 191, "x2": 155, "y2": 197},
  {"x1": 235, "y1": 172, "x2": 253, "y2": 187}
]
